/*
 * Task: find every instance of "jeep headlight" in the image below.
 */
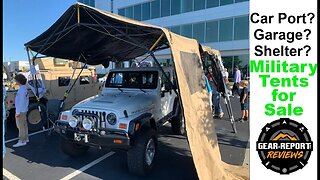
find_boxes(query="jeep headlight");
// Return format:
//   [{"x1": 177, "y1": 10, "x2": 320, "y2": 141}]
[
  {"x1": 107, "y1": 113, "x2": 117, "y2": 125},
  {"x1": 82, "y1": 117, "x2": 94, "y2": 130},
  {"x1": 68, "y1": 116, "x2": 78, "y2": 128}
]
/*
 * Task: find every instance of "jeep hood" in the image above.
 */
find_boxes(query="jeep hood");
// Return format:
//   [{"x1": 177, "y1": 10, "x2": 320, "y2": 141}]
[{"x1": 73, "y1": 92, "x2": 155, "y2": 118}]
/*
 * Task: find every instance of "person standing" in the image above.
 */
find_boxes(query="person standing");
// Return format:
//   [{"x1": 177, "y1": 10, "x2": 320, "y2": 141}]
[
  {"x1": 212, "y1": 89, "x2": 224, "y2": 118},
  {"x1": 3, "y1": 85, "x2": 7, "y2": 158},
  {"x1": 223, "y1": 68, "x2": 229, "y2": 81},
  {"x1": 13, "y1": 74, "x2": 29, "y2": 147},
  {"x1": 223, "y1": 68, "x2": 232, "y2": 95},
  {"x1": 204, "y1": 75, "x2": 213, "y2": 111},
  {"x1": 206, "y1": 70, "x2": 224, "y2": 118},
  {"x1": 232, "y1": 66, "x2": 241, "y2": 98},
  {"x1": 239, "y1": 80, "x2": 249, "y2": 122}
]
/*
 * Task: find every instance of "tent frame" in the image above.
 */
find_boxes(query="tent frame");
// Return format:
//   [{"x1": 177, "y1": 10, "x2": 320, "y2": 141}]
[
  {"x1": 25, "y1": 33, "x2": 178, "y2": 122},
  {"x1": 201, "y1": 53, "x2": 237, "y2": 133},
  {"x1": 25, "y1": 3, "x2": 237, "y2": 133}
]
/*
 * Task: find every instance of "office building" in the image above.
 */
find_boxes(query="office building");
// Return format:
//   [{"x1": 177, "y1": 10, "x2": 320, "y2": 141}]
[{"x1": 79, "y1": 0, "x2": 249, "y2": 75}]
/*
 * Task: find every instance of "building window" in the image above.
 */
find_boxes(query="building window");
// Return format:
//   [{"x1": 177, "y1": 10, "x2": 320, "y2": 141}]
[
  {"x1": 181, "y1": 0, "x2": 193, "y2": 13},
  {"x1": 194, "y1": 0, "x2": 205, "y2": 11},
  {"x1": 220, "y1": 0, "x2": 234, "y2": 6},
  {"x1": 234, "y1": 54, "x2": 250, "y2": 78},
  {"x1": 171, "y1": 0, "x2": 181, "y2": 15},
  {"x1": 206, "y1": 0, "x2": 219, "y2": 8},
  {"x1": 222, "y1": 55, "x2": 249, "y2": 78},
  {"x1": 118, "y1": 8, "x2": 125, "y2": 16},
  {"x1": 219, "y1": 18, "x2": 233, "y2": 41},
  {"x1": 133, "y1": 4, "x2": 142, "y2": 21},
  {"x1": 234, "y1": 16, "x2": 249, "y2": 40},
  {"x1": 125, "y1": 6, "x2": 133, "y2": 19},
  {"x1": 117, "y1": 0, "x2": 248, "y2": 20},
  {"x1": 235, "y1": 0, "x2": 248, "y2": 2},
  {"x1": 151, "y1": 0, "x2": 160, "y2": 19},
  {"x1": 58, "y1": 77, "x2": 71, "y2": 87},
  {"x1": 142, "y1": 2, "x2": 151, "y2": 20},
  {"x1": 193, "y1": 22, "x2": 205, "y2": 43},
  {"x1": 161, "y1": 0, "x2": 170, "y2": 17},
  {"x1": 79, "y1": 0, "x2": 95, "y2": 7},
  {"x1": 181, "y1": 24, "x2": 192, "y2": 38},
  {"x1": 171, "y1": 26, "x2": 181, "y2": 34},
  {"x1": 222, "y1": 56, "x2": 234, "y2": 75},
  {"x1": 89, "y1": 0, "x2": 95, "y2": 7},
  {"x1": 168, "y1": 15, "x2": 249, "y2": 42},
  {"x1": 205, "y1": 20, "x2": 218, "y2": 42}
]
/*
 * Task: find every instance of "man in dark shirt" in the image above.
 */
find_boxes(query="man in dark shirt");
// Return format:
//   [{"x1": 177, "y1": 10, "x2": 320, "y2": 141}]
[{"x1": 239, "y1": 80, "x2": 249, "y2": 122}]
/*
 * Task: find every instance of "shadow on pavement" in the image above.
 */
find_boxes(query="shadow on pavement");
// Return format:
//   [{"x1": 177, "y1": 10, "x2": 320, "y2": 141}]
[{"x1": 4, "y1": 125, "x2": 198, "y2": 180}]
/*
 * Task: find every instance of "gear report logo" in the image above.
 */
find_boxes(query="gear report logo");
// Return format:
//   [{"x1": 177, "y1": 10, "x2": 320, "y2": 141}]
[{"x1": 256, "y1": 118, "x2": 313, "y2": 174}]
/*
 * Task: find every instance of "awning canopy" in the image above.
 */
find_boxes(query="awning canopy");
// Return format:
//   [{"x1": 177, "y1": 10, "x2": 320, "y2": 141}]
[
  {"x1": 25, "y1": 3, "x2": 239, "y2": 179},
  {"x1": 25, "y1": 3, "x2": 168, "y2": 65}
]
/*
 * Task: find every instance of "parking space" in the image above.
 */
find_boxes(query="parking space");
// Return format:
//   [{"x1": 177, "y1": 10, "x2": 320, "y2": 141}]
[
  {"x1": 3, "y1": 97, "x2": 248, "y2": 180},
  {"x1": 3, "y1": 125, "x2": 198, "y2": 180}
]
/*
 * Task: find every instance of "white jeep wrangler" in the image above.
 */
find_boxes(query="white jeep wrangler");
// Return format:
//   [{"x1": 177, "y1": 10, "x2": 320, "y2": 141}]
[{"x1": 55, "y1": 66, "x2": 185, "y2": 176}]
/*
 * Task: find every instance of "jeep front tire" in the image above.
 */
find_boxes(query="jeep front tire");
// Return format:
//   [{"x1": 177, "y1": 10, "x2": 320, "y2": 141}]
[
  {"x1": 127, "y1": 129, "x2": 158, "y2": 176},
  {"x1": 60, "y1": 138, "x2": 89, "y2": 157}
]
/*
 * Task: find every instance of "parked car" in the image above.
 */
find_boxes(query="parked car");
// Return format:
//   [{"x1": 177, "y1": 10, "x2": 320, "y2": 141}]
[
  {"x1": 55, "y1": 66, "x2": 185, "y2": 176},
  {"x1": 4, "y1": 57, "x2": 101, "y2": 131}
]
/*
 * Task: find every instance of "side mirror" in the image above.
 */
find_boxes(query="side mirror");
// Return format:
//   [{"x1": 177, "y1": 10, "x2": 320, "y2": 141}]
[{"x1": 161, "y1": 83, "x2": 171, "y2": 97}]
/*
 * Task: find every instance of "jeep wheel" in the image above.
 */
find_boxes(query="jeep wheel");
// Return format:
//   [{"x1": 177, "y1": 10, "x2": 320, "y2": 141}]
[
  {"x1": 60, "y1": 138, "x2": 89, "y2": 157},
  {"x1": 127, "y1": 129, "x2": 158, "y2": 176},
  {"x1": 27, "y1": 103, "x2": 47, "y2": 131},
  {"x1": 171, "y1": 111, "x2": 186, "y2": 135}
]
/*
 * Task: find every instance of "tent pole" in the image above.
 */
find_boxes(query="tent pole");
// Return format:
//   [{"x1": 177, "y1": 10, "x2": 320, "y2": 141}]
[
  {"x1": 83, "y1": 8, "x2": 149, "y2": 50},
  {"x1": 149, "y1": 34, "x2": 164, "y2": 52},
  {"x1": 59, "y1": 55, "x2": 86, "y2": 113},
  {"x1": 26, "y1": 48, "x2": 43, "y2": 116},
  {"x1": 202, "y1": 54, "x2": 237, "y2": 133},
  {"x1": 26, "y1": 48, "x2": 40, "y2": 102},
  {"x1": 77, "y1": 4, "x2": 80, "y2": 24},
  {"x1": 32, "y1": 7, "x2": 77, "y2": 58},
  {"x1": 213, "y1": 55, "x2": 237, "y2": 133},
  {"x1": 150, "y1": 53, "x2": 179, "y2": 97},
  {"x1": 149, "y1": 33, "x2": 178, "y2": 96}
]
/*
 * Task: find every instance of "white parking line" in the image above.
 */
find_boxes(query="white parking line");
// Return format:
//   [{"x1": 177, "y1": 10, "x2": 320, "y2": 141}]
[
  {"x1": 5, "y1": 128, "x2": 54, "y2": 143},
  {"x1": 242, "y1": 140, "x2": 250, "y2": 166},
  {"x1": 3, "y1": 168, "x2": 21, "y2": 180},
  {"x1": 60, "y1": 151, "x2": 115, "y2": 180}
]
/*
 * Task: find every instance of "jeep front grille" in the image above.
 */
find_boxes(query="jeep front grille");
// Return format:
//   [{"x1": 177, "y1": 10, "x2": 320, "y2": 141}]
[{"x1": 79, "y1": 110, "x2": 107, "y2": 129}]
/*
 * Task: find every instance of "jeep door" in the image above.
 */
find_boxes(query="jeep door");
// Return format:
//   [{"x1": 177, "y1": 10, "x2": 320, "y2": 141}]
[{"x1": 160, "y1": 70, "x2": 176, "y2": 117}]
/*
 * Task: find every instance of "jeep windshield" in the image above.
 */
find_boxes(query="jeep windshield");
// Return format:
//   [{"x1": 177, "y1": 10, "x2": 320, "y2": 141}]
[{"x1": 105, "y1": 71, "x2": 158, "y2": 89}]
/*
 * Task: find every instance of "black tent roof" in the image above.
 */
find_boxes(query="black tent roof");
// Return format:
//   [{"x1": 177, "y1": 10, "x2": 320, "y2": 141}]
[{"x1": 25, "y1": 3, "x2": 168, "y2": 65}]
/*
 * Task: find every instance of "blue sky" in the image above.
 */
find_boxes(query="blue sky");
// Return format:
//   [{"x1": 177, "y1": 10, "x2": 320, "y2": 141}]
[{"x1": 3, "y1": 0, "x2": 77, "y2": 62}]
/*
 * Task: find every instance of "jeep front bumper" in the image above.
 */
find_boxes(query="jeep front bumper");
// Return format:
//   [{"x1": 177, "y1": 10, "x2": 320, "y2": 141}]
[{"x1": 55, "y1": 120, "x2": 130, "y2": 149}]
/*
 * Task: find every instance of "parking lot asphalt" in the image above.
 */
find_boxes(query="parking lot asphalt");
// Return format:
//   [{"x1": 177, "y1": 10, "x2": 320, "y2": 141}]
[{"x1": 3, "y1": 97, "x2": 249, "y2": 180}]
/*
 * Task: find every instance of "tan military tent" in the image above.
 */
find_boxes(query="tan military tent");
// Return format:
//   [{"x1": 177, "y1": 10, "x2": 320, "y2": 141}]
[{"x1": 25, "y1": 3, "x2": 248, "y2": 180}]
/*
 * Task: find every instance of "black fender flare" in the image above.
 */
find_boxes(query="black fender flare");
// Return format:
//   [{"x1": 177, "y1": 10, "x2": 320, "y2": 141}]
[{"x1": 128, "y1": 113, "x2": 155, "y2": 136}]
